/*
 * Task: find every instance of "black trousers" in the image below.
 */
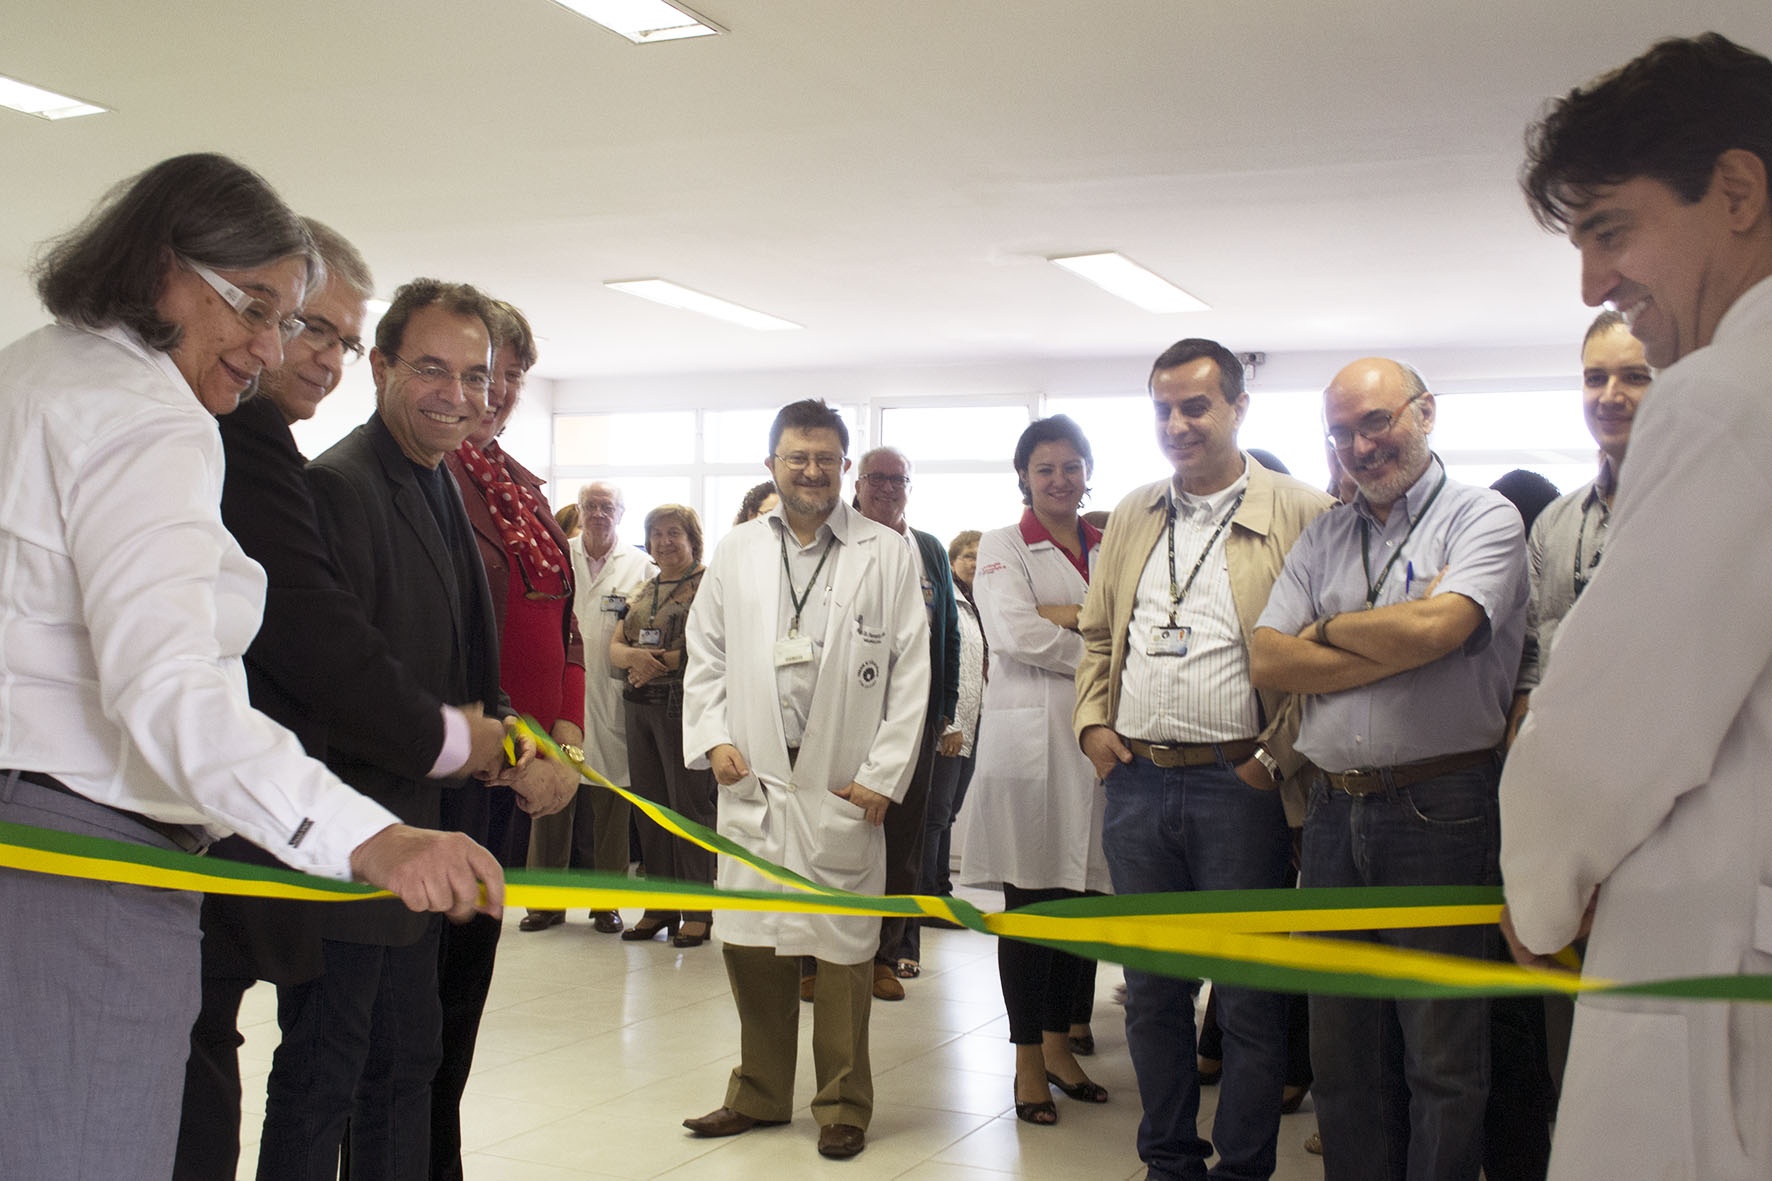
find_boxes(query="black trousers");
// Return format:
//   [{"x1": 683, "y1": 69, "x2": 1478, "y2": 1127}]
[
  {"x1": 878, "y1": 713, "x2": 938, "y2": 964},
  {"x1": 429, "y1": 912, "x2": 501, "y2": 1181},
  {"x1": 999, "y1": 882, "x2": 1100, "y2": 1044},
  {"x1": 174, "y1": 972, "x2": 255, "y2": 1181}
]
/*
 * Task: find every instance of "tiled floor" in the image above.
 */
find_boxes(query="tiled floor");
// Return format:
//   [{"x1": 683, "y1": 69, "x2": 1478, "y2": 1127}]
[{"x1": 233, "y1": 886, "x2": 1326, "y2": 1179}]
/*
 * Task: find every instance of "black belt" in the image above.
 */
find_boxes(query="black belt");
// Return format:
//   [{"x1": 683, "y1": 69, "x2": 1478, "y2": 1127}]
[
  {"x1": 1124, "y1": 737, "x2": 1259, "y2": 769},
  {"x1": 1320, "y1": 749, "x2": 1497, "y2": 796},
  {"x1": 7, "y1": 770, "x2": 210, "y2": 855}
]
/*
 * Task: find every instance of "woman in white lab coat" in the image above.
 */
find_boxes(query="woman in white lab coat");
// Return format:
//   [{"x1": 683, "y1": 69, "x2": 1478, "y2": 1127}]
[{"x1": 960, "y1": 415, "x2": 1111, "y2": 1126}]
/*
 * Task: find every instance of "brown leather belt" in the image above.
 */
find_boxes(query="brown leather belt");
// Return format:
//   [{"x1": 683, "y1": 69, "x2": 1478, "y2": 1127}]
[
  {"x1": 8, "y1": 770, "x2": 211, "y2": 855},
  {"x1": 1124, "y1": 738, "x2": 1258, "y2": 769},
  {"x1": 1320, "y1": 749, "x2": 1496, "y2": 796}
]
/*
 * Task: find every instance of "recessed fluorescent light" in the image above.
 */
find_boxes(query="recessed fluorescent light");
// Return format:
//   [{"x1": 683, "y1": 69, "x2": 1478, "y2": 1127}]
[
  {"x1": 605, "y1": 279, "x2": 800, "y2": 331},
  {"x1": 0, "y1": 73, "x2": 107, "y2": 120},
  {"x1": 549, "y1": 0, "x2": 723, "y2": 43},
  {"x1": 1049, "y1": 252, "x2": 1209, "y2": 313}
]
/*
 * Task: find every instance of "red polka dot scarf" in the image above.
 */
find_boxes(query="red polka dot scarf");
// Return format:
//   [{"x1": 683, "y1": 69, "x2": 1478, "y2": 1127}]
[{"x1": 454, "y1": 440, "x2": 568, "y2": 599}]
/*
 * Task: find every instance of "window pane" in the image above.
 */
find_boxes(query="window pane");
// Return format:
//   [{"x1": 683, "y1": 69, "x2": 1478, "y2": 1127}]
[
  {"x1": 1045, "y1": 394, "x2": 1160, "y2": 513},
  {"x1": 879, "y1": 404, "x2": 1030, "y2": 463},
  {"x1": 608, "y1": 476, "x2": 697, "y2": 551},
  {"x1": 704, "y1": 408, "x2": 779, "y2": 464},
  {"x1": 903, "y1": 472, "x2": 1027, "y2": 556},
  {"x1": 554, "y1": 412, "x2": 696, "y2": 467},
  {"x1": 1241, "y1": 389, "x2": 1333, "y2": 494},
  {"x1": 1435, "y1": 390, "x2": 1592, "y2": 452},
  {"x1": 704, "y1": 473, "x2": 778, "y2": 552}
]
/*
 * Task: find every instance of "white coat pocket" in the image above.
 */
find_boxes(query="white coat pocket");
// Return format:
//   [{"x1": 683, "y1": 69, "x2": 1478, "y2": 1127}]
[{"x1": 809, "y1": 789, "x2": 877, "y2": 879}]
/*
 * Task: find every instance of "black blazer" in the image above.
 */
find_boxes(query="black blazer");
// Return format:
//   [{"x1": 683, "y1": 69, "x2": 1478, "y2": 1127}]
[
  {"x1": 305, "y1": 414, "x2": 505, "y2": 946},
  {"x1": 205, "y1": 396, "x2": 452, "y2": 980}
]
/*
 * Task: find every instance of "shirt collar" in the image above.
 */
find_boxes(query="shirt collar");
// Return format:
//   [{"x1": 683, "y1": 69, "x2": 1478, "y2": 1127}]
[
  {"x1": 1169, "y1": 458, "x2": 1250, "y2": 518},
  {"x1": 1018, "y1": 507, "x2": 1103, "y2": 551},
  {"x1": 768, "y1": 497, "x2": 851, "y2": 547}
]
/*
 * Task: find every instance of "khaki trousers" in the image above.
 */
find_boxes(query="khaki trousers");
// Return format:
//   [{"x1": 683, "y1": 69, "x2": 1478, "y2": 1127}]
[{"x1": 721, "y1": 943, "x2": 874, "y2": 1129}]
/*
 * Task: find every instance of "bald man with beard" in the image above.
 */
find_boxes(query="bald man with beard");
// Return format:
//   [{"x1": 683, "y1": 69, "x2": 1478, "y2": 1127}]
[{"x1": 1249, "y1": 358, "x2": 1528, "y2": 1181}]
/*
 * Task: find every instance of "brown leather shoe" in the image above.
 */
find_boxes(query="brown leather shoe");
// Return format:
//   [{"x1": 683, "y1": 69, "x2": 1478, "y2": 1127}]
[
  {"x1": 518, "y1": 911, "x2": 564, "y2": 932},
  {"x1": 682, "y1": 1106, "x2": 787, "y2": 1138},
  {"x1": 591, "y1": 910, "x2": 624, "y2": 934},
  {"x1": 871, "y1": 961, "x2": 905, "y2": 1001},
  {"x1": 816, "y1": 1123, "x2": 866, "y2": 1158}
]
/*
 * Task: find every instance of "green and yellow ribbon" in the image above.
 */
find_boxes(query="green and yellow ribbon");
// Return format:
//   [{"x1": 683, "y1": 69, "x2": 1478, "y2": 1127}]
[{"x1": 2, "y1": 717, "x2": 1768, "y2": 1006}]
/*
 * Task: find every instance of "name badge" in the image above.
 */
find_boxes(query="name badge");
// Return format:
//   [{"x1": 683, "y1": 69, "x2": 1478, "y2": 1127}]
[
  {"x1": 638, "y1": 627, "x2": 663, "y2": 648},
  {"x1": 601, "y1": 593, "x2": 626, "y2": 614},
  {"x1": 774, "y1": 633, "x2": 816, "y2": 667},
  {"x1": 1146, "y1": 625, "x2": 1190, "y2": 657}
]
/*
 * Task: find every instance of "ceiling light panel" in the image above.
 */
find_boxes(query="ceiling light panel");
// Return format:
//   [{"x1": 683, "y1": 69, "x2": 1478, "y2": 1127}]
[
  {"x1": 605, "y1": 279, "x2": 801, "y2": 331},
  {"x1": 1049, "y1": 252, "x2": 1209, "y2": 314},
  {"x1": 549, "y1": 0, "x2": 723, "y2": 43},
  {"x1": 0, "y1": 74, "x2": 107, "y2": 120}
]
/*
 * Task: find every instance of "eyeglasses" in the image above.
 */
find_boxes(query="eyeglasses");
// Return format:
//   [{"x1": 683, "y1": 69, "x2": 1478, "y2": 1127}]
[
  {"x1": 1325, "y1": 388, "x2": 1428, "y2": 450},
  {"x1": 295, "y1": 316, "x2": 365, "y2": 364},
  {"x1": 187, "y1": 261, "x2": 306, "y2": 346},
  {"x1": 580, "y1": 501, "x2": 621, "y2": 518},
  {"x1": 859, "y1": 472, "x2": 910, "y2": 489},
  {"x1": 773, "y1": 452, "x2": 844, "y2": 472},
  {"x1": 387, "y1": 352, "x2": 492, "y2": 396}
]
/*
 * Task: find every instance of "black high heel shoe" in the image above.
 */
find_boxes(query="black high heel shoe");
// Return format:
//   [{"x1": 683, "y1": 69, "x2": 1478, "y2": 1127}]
[
  {"x1": 621, "y1": 915, "x2": 678, "y2": 942},
  {"x1": 672, "y1": 920, "x2": 711, "y2": 948},
  {"x1": 1045, "y1": 1071, "x2": 1109, "y2": 1103}
]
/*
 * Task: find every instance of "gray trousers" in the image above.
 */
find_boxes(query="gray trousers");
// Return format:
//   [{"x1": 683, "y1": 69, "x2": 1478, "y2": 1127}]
[{"x1": 0, "y1": 773, "x2": 202, "y2": 1181}]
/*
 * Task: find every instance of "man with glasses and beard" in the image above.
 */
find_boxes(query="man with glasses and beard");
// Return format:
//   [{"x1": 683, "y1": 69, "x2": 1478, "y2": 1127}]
[
  {"x1": 680, "y1": 399, "x2": 929, "y2": 1161},
  {"x1": 1249, "y1": 358, "x2": 1527, "y2": 1181}
]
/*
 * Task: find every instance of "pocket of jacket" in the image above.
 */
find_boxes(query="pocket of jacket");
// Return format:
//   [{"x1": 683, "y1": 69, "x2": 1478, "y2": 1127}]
[{"x1": 808, "y1": 789, "x2": 877, "y2": 877}]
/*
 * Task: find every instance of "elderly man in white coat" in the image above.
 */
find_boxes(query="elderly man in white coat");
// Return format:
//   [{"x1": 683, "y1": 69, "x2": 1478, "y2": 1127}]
[
  {"x1": 521, "y1": 481, "x2": 654, "y2": 932},
  {"x1": 681, "y1": 399, "x2": 930, "y2": 1162},
  {"x1": 1501, "y1": 33, "x2": 1772, "y2": 1181}
]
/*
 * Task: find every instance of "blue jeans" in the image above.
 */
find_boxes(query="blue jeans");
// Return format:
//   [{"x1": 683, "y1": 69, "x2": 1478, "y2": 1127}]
[
  {"x1": 1301, "y1": 761, "x2": 1501, "y2": 1181},
  {"x1": 1101, "y1": 754, "x2": 1292, "y2": 1181}
]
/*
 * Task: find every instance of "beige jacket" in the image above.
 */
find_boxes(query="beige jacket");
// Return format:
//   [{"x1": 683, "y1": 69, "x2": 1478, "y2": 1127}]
[{"x1": 1074, "y1": 455, "x2": 1333, "y2": 824}]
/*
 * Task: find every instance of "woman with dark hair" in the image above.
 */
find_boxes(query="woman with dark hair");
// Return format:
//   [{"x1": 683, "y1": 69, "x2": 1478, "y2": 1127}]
[
  {"x1": 611, "y1": 504, "x2": 718, "y2": 946},
  {"x1": 0, "y1": 153, "x2": 503, "y2": 1180},
  {"x1": 734, "y1": 479, "x2": 779, "y2": 525},
  {"x1": 961, "y1": 415, "x2": 1112, "y2": 1126}
]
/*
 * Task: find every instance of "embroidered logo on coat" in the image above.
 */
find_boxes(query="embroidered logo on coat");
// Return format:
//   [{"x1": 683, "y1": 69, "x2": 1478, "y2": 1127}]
[{"x1": 857, "y1": 660, "x2": 880, "y2": 688}]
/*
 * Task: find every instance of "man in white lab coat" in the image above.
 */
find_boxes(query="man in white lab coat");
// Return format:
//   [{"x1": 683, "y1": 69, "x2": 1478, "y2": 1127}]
[
  {"x1": 1503, "y1": 32, "x2": 1772, "y2": 1181},
  {"x1": 681, "y1": 399, "x2": 931, "y2": 1161}
]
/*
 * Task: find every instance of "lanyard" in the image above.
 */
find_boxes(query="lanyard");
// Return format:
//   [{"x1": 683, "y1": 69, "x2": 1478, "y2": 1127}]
[
  {"x1": 1572, "y1": 494, "x2": 1610, "y2": 600},
  {"x1": 1359, "y1": 469, "x2": 1447, "y2": 607},
  {"x1": 779, "y1": 530, "x2": 836, "y2": 634},
  {"x1": 649, "y1": 567, "x2": 701, "y2": 618},
  {"x1": 1164, "y1": 490, "x2": 1244, "y2": 627}
]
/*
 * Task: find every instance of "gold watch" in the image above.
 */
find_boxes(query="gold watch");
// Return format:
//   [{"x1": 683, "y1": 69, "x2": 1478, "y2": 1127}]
[{"x1": 559, "y1": 743, "x2": 585, "y2": 763}]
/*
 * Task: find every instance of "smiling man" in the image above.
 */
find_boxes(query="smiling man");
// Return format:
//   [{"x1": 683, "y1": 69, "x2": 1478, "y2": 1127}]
[
  {"x1": 681, "y1": 399, "x2": 930, "y2": 1161},
  {"x1": 1499, "y1": 33, "x2": 1772, "y2": 1181},
  {"x1": 257, "y1": 279, "x2": 573, "y2": 1178},
  {"x1": 1075, "y1": 339, "x2": 1331, "y2": 1181},
  {"x1": 1248, "y1": 357, "x2": 1527, "y2": 1181}
]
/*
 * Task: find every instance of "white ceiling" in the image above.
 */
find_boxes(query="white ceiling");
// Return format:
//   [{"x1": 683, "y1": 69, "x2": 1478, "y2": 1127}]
[{"x1": 4, "y1": 1, "x2": 1768, "y2": 381}]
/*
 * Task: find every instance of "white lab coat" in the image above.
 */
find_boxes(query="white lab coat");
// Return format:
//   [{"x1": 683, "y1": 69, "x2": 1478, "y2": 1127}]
[
  {"x1": 960, "y1": 521, "x2": 1110, "y2": 894},
  {"x1": 683, "y1": 505, "x2": 931, "y2": 964},
  {"x1": 569, "y1": 536, "x2": 656, "y2": 784},
  {"x1": 1500, "y1": 277, "x2": 1772, "y2": 1180}
]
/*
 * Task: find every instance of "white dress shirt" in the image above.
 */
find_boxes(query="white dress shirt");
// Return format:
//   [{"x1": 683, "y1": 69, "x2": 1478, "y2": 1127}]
[
  {"x1": 0, "y1": 323, "x2": 396, "y2": 877},
  {"x1": 1115, "y1": 470, "x2": 1260, "y2": 743}
]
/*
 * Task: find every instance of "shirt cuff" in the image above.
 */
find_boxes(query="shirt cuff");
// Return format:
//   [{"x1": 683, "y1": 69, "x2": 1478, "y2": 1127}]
[{"x1": 428, "y1": 705, "x2": 471, "y2": 778}]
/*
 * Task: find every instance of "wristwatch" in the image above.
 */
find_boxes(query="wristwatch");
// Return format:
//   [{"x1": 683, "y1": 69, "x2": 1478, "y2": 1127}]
[
  {"x1": 559, "y1": 743, "x2": 585, "y2": 764},
  {"x1": 1251, "y1": 744, "x2": 1283, "y2": 783}
]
